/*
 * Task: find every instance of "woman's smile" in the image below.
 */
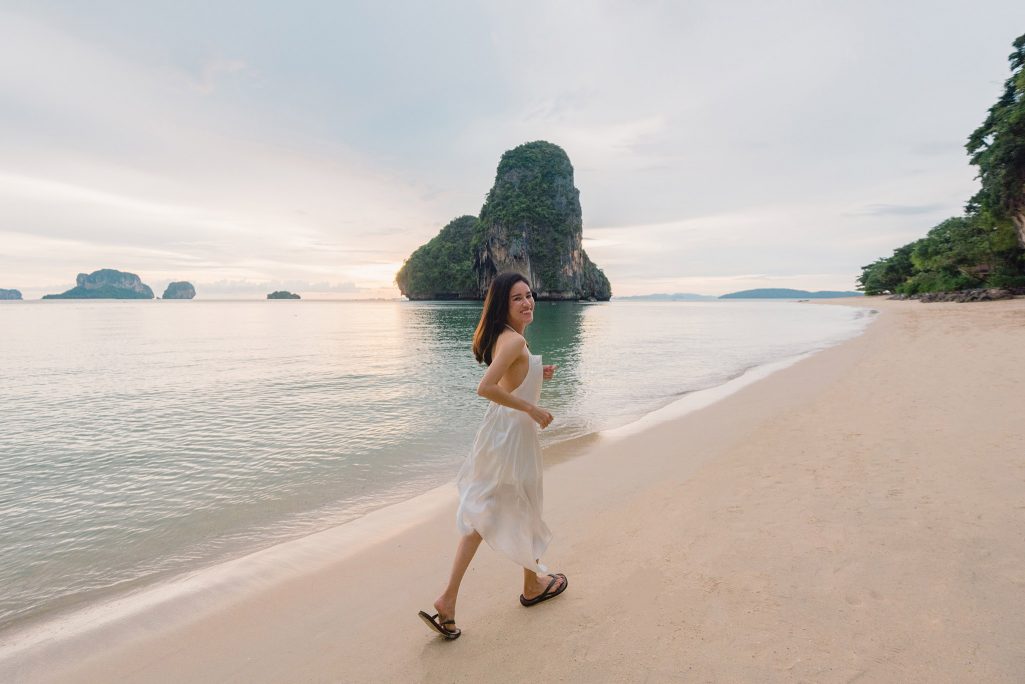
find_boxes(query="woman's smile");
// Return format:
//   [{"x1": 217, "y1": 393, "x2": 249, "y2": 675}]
[{"x1": 506, "y1": 281, "x2": 535, "y2": 328}]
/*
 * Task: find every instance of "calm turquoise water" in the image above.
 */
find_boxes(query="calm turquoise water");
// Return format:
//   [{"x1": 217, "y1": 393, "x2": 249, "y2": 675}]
[{"x1": 0, "y1": 299, "x2": 872, "y2": 632}]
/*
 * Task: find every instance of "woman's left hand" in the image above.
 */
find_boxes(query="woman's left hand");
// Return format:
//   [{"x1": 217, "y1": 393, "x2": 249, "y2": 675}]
[{"x1": 542, "y1": 365, "x2": 557, "y2": 380}]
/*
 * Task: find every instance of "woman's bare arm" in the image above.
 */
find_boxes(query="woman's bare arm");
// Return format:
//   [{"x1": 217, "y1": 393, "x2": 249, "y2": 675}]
[{"x1": 476, "y1": 332, "x2": 553, "y2": 428}]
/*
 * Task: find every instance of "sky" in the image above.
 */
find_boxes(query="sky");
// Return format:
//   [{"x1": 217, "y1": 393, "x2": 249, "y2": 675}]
[{"x1": 2, "y1": 1, "x2": 1024, "y2": 299}]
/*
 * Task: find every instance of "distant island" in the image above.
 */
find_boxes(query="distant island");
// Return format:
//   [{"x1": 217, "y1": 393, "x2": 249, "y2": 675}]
[
  {"x1": 615, "y1": 293, "x2": 718, "y2": 301},
  {"x1": 0, "y1": 288, "x2": 22, "y2": 300},
  {"x1": 267, "y1": 291, "x2": 300, "y2": 299},
  {"x1": 396, "y1": 141, "x2": 611, "y2": 301},
  {"x1": 720, "y1": 289, "x2": 863, "y2": 299},
  {"x1": 162, "y1": 281, "x2": 196, "y2": 299},
  {"x1": 43, "y1": 269, "x2": 154, "y2": 299}
]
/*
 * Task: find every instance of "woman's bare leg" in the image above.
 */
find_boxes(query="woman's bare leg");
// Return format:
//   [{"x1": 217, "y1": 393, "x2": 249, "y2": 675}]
[{"x1": 434, "y1": 530, "x2": 482, "y2": 627}]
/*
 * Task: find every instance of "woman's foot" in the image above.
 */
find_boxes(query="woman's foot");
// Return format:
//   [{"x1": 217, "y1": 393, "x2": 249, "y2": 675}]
[
  {"x1": 433, "y1": 596, "x2": 457, "y2": 631},
  {"x1": 521, "y1": 572, "x2": 567, "y2": 602},
  {"x1": 418, "y1": 610, "x2": 460, "y2": 639}
]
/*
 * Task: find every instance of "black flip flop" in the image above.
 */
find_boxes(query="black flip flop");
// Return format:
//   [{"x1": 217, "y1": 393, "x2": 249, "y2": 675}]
[
  {"x1": 417, "y1": 610, "x2": 461, "y2": 640},
  {"x1": 519, "y1": 573, "x2": 568, "y2": 607}
]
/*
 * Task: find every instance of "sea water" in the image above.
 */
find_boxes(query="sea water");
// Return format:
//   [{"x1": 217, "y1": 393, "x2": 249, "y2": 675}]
[{"x1": 0, "y1": 299, "x2": 872, "y2": 632}]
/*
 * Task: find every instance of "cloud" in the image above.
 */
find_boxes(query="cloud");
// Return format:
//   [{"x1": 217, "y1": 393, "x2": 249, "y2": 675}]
[
  {"x1": 852, "y1": 203, "x2": 946, "y2": 216},
  {"x1": 1, "y1": 1, "x2": 1024, "y2": 297},
  {"x1": 0, "y1": 9, "x2": 456, "y2": 293}
]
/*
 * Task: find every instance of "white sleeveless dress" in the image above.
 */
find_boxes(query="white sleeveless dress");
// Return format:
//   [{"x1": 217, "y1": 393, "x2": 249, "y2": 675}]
[{"x1": 456, "y1": 351, "x2": 552, "y2": 572}]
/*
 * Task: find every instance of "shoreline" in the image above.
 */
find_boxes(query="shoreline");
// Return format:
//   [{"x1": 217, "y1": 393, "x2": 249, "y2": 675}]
[
  {"x1": 5, "y1": 296, "x2": 1024, "y2": 681},
  {"x1": 0, "y1": 302, "x2": 876, "y2": 663},
  {"x1": 0, "y1": 301, "x2": 872, "y2": 646}
]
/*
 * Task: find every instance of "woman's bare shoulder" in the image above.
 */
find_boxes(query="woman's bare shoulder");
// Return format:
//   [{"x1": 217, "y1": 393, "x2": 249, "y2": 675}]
[{"x1": 494, "y1": 329, "x2": 526, "y2": 354}]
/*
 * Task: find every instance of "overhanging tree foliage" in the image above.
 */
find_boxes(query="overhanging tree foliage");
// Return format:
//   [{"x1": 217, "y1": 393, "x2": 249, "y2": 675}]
[{"x1": 967, "y1": 33, "x2": 1025, "y2": 246}]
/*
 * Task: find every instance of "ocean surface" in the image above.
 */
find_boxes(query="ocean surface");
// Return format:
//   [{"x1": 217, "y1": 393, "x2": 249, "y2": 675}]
[{"x1": 0, "y1": 299, "x2": 873, "y2": 633}]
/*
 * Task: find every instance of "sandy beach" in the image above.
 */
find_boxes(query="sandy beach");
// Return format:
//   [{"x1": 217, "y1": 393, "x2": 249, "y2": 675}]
[{"x1": 3, "y1": 296, "x2": 1024, "y2": 683}]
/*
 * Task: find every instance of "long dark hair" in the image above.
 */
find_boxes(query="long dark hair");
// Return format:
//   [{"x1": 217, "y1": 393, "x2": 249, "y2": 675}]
[{"x1": 472, "y1": 272, "x2": 531, "y2": 365}]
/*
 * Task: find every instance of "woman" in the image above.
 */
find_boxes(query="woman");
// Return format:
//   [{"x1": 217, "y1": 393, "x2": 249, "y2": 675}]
[{"x1": 418, "y1": 272, "x2": 568, "y2": 640}]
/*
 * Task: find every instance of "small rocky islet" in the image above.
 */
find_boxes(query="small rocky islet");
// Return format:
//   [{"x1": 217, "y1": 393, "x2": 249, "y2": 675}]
[
  {"x1": 25, "y1": 269, "x2": 304, "y2": 300},
  {"x1": 162, "y1": 282, "x2": 196, "y2": 299},
  {"x1": 43, "y1": 269, "x2": 155, "y2": 299},
  {"x1": 40, "y1": 269, "x2": 197, "y2": 300},
  {"x1": 0, "y1": 288, "x2": 23, "y2": 300}
]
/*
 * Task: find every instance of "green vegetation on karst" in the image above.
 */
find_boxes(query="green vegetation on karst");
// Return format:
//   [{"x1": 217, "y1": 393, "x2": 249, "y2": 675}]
[
  {"x1": 395, "y1": 215, "x2": 483, "y2": 300},
  {"x1": 859, "y1": 33, "x2": 1025, "y2": 295},
  {"x1": 479, "y1": 141, "x2": 575, "y2": 241}
]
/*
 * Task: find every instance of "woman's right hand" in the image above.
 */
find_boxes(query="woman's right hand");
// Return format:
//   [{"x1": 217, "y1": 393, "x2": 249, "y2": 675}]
[{"x1": 528, "y1": 405, "x2": 554, "y2": 429}]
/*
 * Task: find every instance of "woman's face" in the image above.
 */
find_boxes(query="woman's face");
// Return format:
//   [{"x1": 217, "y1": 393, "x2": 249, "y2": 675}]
[{"x1": 507, "y1": 281, "x2": 535, "y2": 329}]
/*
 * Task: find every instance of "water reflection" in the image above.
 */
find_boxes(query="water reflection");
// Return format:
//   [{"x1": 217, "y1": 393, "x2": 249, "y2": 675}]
[
  {"x1": 403, "y1": 300, "x2": 593, "y2": 444},
  {"x1": 525, "y1": 301, "x2": 592, "y2": 440}
]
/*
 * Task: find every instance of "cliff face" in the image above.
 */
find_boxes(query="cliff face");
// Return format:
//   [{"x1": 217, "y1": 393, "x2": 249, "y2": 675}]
[
  {"x1": 43, "y1": 269, "x2": 154, "y2": 299},
  {"x1": 395, "y1": 141, "x2": 611, "y2": 301},
  {"x1": 162, "y1": 282, "x2": 196, "y2": 299},
  {"x1": 477, "y1": 141, "x2": 610, "y2": 300}
]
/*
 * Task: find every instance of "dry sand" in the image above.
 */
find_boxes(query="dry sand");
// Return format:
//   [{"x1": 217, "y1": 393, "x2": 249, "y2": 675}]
[{"x1": 3, "y1": 297, "x2": 1024, "y2": 683}]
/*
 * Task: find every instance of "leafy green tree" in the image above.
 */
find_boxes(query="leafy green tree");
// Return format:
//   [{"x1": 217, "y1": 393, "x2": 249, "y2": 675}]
[
  {"x1": 857, "y1": 242, "x2": 916, "y2": 294},
  {"x1": 858, "y1": 213, "x2": 1025, "y2": 295},
  {"x1": 899, "y1": 214, "x2": 1024, "y2": 293},
  {"x1": 967, "y1": 33, "x2": 1025, "y2": 246}
]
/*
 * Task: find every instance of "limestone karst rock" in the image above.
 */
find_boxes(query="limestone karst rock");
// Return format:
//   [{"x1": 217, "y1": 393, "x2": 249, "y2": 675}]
[
  {"x1": 395, "y1": 141, "x2": 611, "y2": 301},
  {"x1": 42, "y1": 269, "x2": 154, "y2": 299},
  {"x1": 476, "y1": 141, "x2": 611, "y2": 301},
  {"x1": 162, "y1": 282, "x2": 196, "y2": 299}
]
